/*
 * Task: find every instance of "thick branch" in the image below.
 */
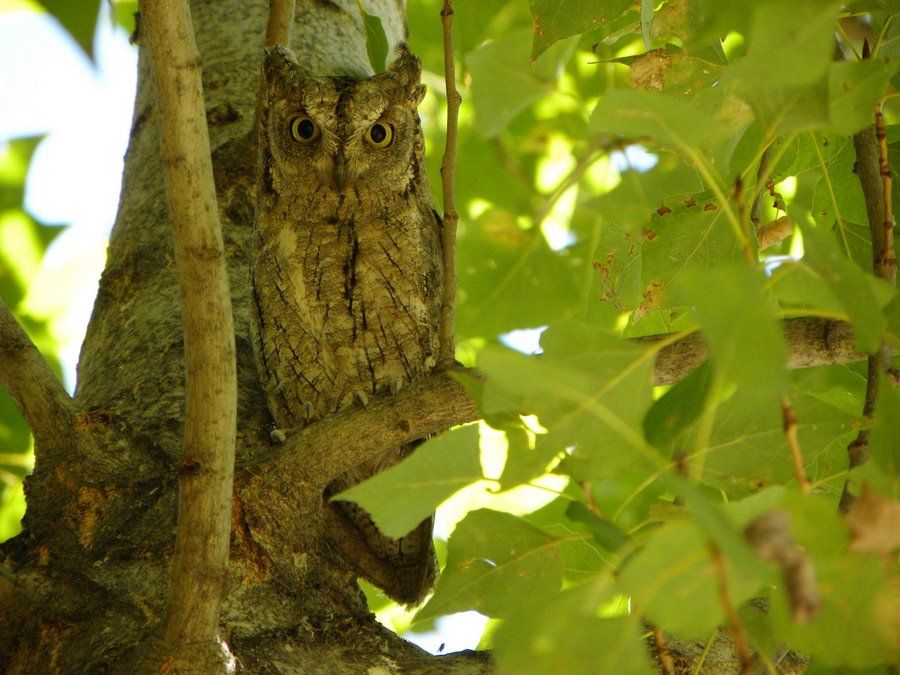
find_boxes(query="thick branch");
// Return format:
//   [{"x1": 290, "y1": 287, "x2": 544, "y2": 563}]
[
  {"x1": 143, "y1": 0, "x2": 237, "y2": 669},
  {"x1": 0, "y1": 297, "x2": 75, "y2": 450},
  {"x1": 257, "y1": 317, "x2": 863, "y2": 488},
  {"x1": 261, "y1": 369, "x2": 480, "y2": 488},
  {"x1": 649, "y1": 317, "x2": 860, "y2": 385}
]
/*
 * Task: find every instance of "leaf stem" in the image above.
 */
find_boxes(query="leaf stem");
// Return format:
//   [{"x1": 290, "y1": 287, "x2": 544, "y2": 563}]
[
  {"x1": 709, "y1": 543, "x2": 753, "y2": 674},
  {"x1": 780, "y1": 398, "x2": 810, "y2": 494}
]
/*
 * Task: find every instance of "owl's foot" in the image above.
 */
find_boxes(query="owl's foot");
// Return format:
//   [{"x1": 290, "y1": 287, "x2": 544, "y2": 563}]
[
  {"x1": 270, "y1": 428, "x2": 287, "y2": 444},
  {"x1": 353, "y1": 389, "x2": 369, "y2": 408},
  {"x1": 389, "y1": 377, "x2": 403, "y2": 398}
]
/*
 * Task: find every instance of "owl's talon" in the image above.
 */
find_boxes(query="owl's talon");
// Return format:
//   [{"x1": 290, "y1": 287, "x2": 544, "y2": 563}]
[
  {"x1": 389, "y1": 377, "x2": 403, "y2": 398},
  {"x1": 353, "y1": 390, "x2": 369, "y2": 408},
  {"x1": 270, "y1": 428, "x2": 287, "y2": 444}
]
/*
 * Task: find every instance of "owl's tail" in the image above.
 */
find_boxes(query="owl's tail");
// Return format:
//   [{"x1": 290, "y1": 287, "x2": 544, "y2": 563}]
[{"x1": 325, "y1": 442, "x2": 436, "y2": 606}]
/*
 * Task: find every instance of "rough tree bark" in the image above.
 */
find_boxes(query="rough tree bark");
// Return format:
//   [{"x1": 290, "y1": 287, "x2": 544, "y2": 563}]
[{"x1": 0, "y1": 0, "x2": 865, "y2": 672}]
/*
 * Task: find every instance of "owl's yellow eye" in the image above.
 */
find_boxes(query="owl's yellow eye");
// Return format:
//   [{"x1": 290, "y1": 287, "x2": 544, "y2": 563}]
[
  {"x1": 290, "y1": 116, "x2": 320, "y2": 142},
  {"x1": 365, "y1": 122, "x2": 394, "y2": 148}
]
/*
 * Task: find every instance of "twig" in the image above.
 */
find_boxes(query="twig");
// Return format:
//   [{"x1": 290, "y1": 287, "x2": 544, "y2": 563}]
[
  {"x1": 652, "y1": 626, "x2": 675, "y2": 675},
  {"x1": 709, "y1": 544, "x2": 753, "y2": 675},
  {"x1": 0, "y1": 297, "x2": 76, "y2": 450},
  {"x1": 143, "y1": 0, "x2": 237, "y2": 670},
  {"x1": 780, "y1": 398, "x2": 810, "y2": 494},
  {"x1": 438, "y1": 0, "x2": 460, "y2": 367},
  {"x1": 840, "y1": 94, "x2": 895, "y2": 513}
]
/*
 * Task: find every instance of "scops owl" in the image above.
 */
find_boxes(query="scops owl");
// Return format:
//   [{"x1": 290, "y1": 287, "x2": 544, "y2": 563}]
[{"x1": 251, "y1": 45, "x2": 443, "y2": 605}]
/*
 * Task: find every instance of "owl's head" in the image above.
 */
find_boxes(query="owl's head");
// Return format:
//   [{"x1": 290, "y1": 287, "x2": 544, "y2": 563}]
[{"x1": 261, "y1": 45, "x2": 426, "y2": 194}]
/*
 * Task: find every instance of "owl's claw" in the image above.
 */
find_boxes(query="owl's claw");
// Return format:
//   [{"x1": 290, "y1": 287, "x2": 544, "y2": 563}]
[
  {"x1": 389, "y1": 377, "x2": 403, "y2": 398},
  {"x1": 353, "y1": 390, "x2": 369, "y2": 408},
  {"x1": 270, "y1": 428, "x2": 287, "y2": 444}
]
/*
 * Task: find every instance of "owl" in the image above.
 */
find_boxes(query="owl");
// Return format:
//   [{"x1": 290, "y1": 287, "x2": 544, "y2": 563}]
[{"x1": 250, "y1": 45, "x2": 443, "y2": 605}]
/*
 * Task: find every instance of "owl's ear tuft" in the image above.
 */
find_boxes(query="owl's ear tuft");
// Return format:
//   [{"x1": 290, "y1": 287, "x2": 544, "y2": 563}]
[
  {"x1": 263, "y1": 46, "x2": 301, "y2": 89},
  {"x1": 383, "y1": 43, "x2": 423, "y2": 103}
]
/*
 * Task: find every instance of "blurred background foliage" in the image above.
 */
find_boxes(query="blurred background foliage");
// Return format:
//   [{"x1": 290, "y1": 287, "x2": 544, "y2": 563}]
[{"x1": 1, "y1": 0, "x2": 898, "y2": 666}]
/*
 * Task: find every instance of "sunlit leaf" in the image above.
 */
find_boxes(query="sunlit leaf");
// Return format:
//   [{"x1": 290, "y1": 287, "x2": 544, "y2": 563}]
[
  {"x1": 643, "y1": 359, "x2": 714, "y2": 448},
  {"x1": 333, "y1": 425, "x2": 482, "y2": 538},
  {"x1": 415, "y1": 509, "x2": 567, "y2": 621}
]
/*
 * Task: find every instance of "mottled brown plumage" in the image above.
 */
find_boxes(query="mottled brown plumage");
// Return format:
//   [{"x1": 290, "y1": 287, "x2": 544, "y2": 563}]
[{"x1": 251, "y1": 45, "x2": 442, "y2": 605}]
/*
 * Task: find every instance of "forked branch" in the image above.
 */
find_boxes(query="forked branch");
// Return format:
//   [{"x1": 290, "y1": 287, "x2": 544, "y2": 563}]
[
  {"x1": 0, "y1": 297, "x2": 76, "y2": 450},
  {"x1": 142, "y1": 0, "x2": 237, "y2": 669}
]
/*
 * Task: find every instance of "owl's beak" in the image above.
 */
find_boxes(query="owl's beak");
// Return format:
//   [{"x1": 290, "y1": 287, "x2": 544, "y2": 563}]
[{"x1": 333, "y1": 156, "x2": 349, "y2": 191}]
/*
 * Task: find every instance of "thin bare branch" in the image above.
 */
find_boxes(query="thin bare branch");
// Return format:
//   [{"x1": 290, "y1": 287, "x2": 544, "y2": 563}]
[
  {"x1": 781, "y1": 398, "x2": 810, "y2": 494},
  {"x1": 841, "y1": 99, "x2": 895, "y2": 513},
  {"x1": 438, "y1": 0, "x2": 460, "y2": 367},
  {"x1": 142, "y1": 0, "x2": 237, "y2": 669},
  {"x1": 750, "y1": 146, "x2": 771, "y2": 229},
  {"x1": 652, "y1": 626, "x2": 676, "y2": 675},
  {"x1": 0, "y1": 297, "x2": 76, "y2": 449},
  {"x1": 709, "y1": 544, "x2": 753, "y2": 675}
]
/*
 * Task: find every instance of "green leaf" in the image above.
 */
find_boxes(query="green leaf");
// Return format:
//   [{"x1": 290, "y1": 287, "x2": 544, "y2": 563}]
[
  {"x1": 640, "y1": 193, "x2": 745, "y2": 306},
  {"x1": 827, "y1": 60, "x2": 891, "y2": 135},
  {"x1": 620, "y1": 519, "x2": 763, "y2": 639},
  {"x1": 564, "y1": 501, "x2": 630, "y2": 552},
  {"x1": 332, "y1": 425, "x2": 482, "y2": 538},
  {"x1": 676, "y1": 266, "x2": 788, "y2": 399},
  {"x1": 110, "y1": 0, "x2": 137, "y2": 35},
  {"x1": 466, "y1": 29, "x2": 573, "y2": 137},
  {"x1": 494, "y1": 585, "x2": 654, "y2": 674},
  {"x1": 529, "y1": 0, "x2": 633, "y2": 60},
  {"x1": 698, "y1": 389, "x2": 858, "y2": 496},
  {"x1": 858, "y1": 383, "x2": 900, "y2": 497},
  {"x1": 415, "y1": 509, "x2": 566, "y2": 622},
  {"x1": 589, "y1": 89, "x2": 731, "y2": 150},
  {"x1": 643, "y1": 360, "x2": 714, "y2": 447},
  {"x1": 457, "y1": 211, "x2": 581, "y2": 339},
  {"x1": 479, "y1": 321, "x2": 657, "y2": 480},
  {"x1": 40, "y1": 0, "x2": 100, "y2": 60},
  {"x1": 802, "y1": 225, "x2": 888, "y2": 354},
  {"x1": 639, "y1": 0, "x2": 653, "y2": 50},
  {"x1": 355, "y1": 0, "x2": 389, "y2": 74}
]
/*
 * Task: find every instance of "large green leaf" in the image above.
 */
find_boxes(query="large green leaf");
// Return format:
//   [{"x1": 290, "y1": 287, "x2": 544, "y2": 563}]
[
  {"x1": 415, "y1": 509, "x2": 566, "y2": 621},
  {"x1": 332, "y1": 425, "x2": 482, "y2": 539},
  {"x1": 40, "y1": 0, "x2": 100, "y2": 60},
  {"x1": 640, "y1": 192, "x2": 745, "y2": 308},
  {"x1": 466, "y1": 30, "x2": 558, "y2": 138},
  {"x1": 494, "y1": 584, "x2": 654, "y2": 674},
  {"x1": 528, "y1": 0, "x2": 633, "y2": 60},
  {"x1": 479, "y1": 321, "x2": 657, "y2": 481},
  {"x1": 827, "y1": 60, "x2": 891, "y2": 135},
  {"x1": 620, "y1": 519, "x2": 764, "y2": 639},
  {"x1": 589, "y1": 89, "x2": 732, "y2": 151},
  {"x1": 802, "y1": 225, "x2": 889, "y2": 354},
  {"x1": 676, "y1": 266, "x2": 788, "y2": 400}
]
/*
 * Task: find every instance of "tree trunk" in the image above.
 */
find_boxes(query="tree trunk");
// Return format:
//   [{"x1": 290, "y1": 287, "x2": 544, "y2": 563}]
[{"x1": 0, "y1": 1, "x2": 489, "y2": 671}]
